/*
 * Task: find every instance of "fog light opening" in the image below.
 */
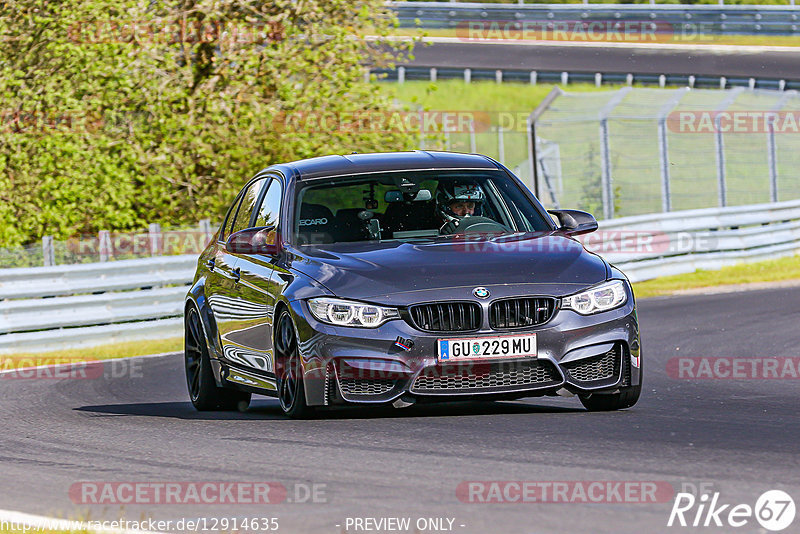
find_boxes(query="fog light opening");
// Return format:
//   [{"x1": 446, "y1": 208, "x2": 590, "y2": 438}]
[{"x1": 392, "y1": 395, "x2": 416, "y2": 409}]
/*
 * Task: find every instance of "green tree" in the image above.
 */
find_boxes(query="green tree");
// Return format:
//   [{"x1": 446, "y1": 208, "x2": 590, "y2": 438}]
[{"x1": 0, "y1": 0, "x2": 413, "y2": 246}]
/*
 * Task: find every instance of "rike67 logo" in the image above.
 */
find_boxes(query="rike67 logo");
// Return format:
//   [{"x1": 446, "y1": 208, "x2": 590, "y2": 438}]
[{"x1": 668, "y1": 490, "x2": 795, "y2": 531}]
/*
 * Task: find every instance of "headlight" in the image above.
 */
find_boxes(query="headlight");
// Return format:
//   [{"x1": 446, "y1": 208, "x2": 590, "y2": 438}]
[
  {"x1": 562, "y1": 280, "x2": 628, "y2": 315},
  {"x1": 307, "y1": 297, "x2": 400, "y2": 328}
]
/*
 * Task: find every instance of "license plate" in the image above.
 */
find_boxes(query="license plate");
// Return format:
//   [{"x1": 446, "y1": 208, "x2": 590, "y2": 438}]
[{"x1": 437, "y1": 334, "x2": 537, "y2": 362}]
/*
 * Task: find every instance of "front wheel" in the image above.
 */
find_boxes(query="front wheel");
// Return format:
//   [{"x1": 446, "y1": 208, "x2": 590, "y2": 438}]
[
  {"x1": 275, "y1": 310, "x2": 314, "y2": 419},
  {"x1": 579, "y1": 354, "x2": 642, "y2": 412},
  {"x1": 579, "y1": 384, "x2": 641, "y2": 411},
  {"x1": 185, "y1": 306, "x2": 251, "y2": 411}
]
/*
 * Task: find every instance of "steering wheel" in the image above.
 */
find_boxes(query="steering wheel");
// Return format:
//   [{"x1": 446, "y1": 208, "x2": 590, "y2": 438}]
[{"x1": 440, "y1": 216, "x2": 510, "y2": 235}]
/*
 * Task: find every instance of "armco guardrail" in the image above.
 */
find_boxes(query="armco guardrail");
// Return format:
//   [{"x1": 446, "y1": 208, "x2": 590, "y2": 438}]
[
  {"x1": 2, "y1": 199, "x2": 800, "y2": 353},
  {"x1": 0, "y1": 255, "x2": 197, "y2": 299},
  {"x1": 0, "y1": 255, "x2": 196, "y2": 354},
  {"x1": 391, "y1": 2, "x2": 800, "y2": 35},
  {"x1": 373, "y1": 66, "x2": 799, "y2": 92},
  {"x1": 593, "y1": 199, "x2": 800, "y2": 282}
]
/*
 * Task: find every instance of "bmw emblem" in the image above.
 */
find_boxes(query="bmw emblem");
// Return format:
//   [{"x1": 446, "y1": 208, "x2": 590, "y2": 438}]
[{"x1": 473, "y1": 287, "x2": 490, "y2": 299}]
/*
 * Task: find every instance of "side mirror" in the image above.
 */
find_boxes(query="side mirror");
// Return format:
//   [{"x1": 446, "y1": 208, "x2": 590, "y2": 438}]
[
  {"x1": 548, "y1": 209, "x2": 598, "y2": 236},
  {"x1": 226, "y1": 226, "x2": 280, "y2": 255}
]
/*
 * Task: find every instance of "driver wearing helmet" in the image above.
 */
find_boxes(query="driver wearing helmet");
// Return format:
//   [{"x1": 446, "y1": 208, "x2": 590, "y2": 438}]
[{"x1": 435, "y1": 182, "x2": 485, "y2": 232}]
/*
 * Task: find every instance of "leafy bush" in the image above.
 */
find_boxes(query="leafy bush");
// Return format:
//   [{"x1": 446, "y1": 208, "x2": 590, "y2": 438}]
[{"x1": 0, "y1": 0, "x2": 413, "y2": 246}]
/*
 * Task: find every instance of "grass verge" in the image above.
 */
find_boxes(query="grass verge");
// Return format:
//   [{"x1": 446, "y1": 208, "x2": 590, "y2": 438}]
[
  {"x1": 390, "y1": 79, "x2": 612, "y2": 112},
  {"x1": 632, "y1": 254, "x2": 800, "y2": 298},
  {"x1": 1, "y1": 337, "x2": 183, "y2": 367}
]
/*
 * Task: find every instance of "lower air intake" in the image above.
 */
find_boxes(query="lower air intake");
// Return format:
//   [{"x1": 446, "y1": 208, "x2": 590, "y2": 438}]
[
  {"x1": 338, "y1": 377, "x2": 395, "y2": 396},
  {"x1": 563, "y1": 346, "x2": 619, "y2": 383},
  {"x1": 411, "y1": 360, "x2": 561, "y2": 393}
]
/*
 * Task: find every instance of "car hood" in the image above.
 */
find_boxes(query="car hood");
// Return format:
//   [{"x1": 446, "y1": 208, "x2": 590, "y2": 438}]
[{"x1": 288, "y1": 233, "x2": 609, "y2": 304}]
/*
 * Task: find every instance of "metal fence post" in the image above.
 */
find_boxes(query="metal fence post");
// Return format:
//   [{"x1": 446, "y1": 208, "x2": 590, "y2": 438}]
[
  {"x1": 767, "y1": 90, "x2": 796, "y2": 203},
  {"x1": 418, "y1": 108, "x2": 426, "y2": 150},
  {"x1": 98, "y1": 230, "x2": 111, "y2": 262},
  {"x1": 498, "y1": 126, "x2": 505, "y2": 165},
  {"x1": 443, "y1": 112, "x2": 451, "y2": 151},
  {"x1": 714, "y1": 127, "x2": 727, "y2": 207},
  {"x1": 657, "y1": 118, "x2": 671, "y2": 212},
  {"x1": 713, "y1": 87, "x2": 744, "y2": 207},
  {"x1": 528, "y1": 87, "x2": 565, "y2": 200},
  {"x1": 596, "y1": 87, "x2": 632, "y2": 219},
  {"x1": 469, "y1": 120, "x2": 477, "y2": 153},
  {"x1": 42, "y1": 235, "x2": 55, "y2": 267},
  {"x1": 656, "y1": 88, "x2": 689, "y2": 212},
  {"x1": 767, "y1": 124, "x2": 778, "y2": 202},
  {"x1": 148, "y1": 223, "x2": 162, "y2": 256},
  {"x1": 599, "y1": 119, "x2": 613, "y2": 220},
  {"x1": 199, "y1": 219, "x2": 213, "y2": 247},
  {"x1": 397, "y1": 66, "x2": 405, "y2": 84}
]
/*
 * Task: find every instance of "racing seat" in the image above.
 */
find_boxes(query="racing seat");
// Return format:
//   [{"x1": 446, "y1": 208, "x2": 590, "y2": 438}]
[{"x1": 297, "y1": 203, "x2": 336, "y2": 244}]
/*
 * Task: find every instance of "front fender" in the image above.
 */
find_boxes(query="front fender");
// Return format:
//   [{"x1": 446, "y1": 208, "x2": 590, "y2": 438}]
[{"x1": 185, "y1": 276, "x2": 223, "y2": 363}]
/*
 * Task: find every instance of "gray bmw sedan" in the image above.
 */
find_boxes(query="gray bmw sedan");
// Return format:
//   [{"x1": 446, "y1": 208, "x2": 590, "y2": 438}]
[{"x1": 184, "y1": 151, "x2": 642, "y2": 418}]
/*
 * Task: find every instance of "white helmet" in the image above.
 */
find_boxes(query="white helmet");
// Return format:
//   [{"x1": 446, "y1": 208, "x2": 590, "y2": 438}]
[{"x1": 435, "y1": 182, "x2": 485, "y2": 223}]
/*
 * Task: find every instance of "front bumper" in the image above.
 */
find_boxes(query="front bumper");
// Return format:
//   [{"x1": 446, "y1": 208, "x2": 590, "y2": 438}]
[{"x1": 288, "y1": 295, "x2": 641, "y2": 407}]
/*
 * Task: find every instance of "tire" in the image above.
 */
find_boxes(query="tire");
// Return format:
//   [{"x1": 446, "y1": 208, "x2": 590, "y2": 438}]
[
  {"x1": 579, "y1": 356, "x2": 642, "y2": 412},
  {"x1": 579, "y1": 384, "x2": 641, "y2": 412},
  {"x1": 275, "y1": 310, "x2": 314, "y2": 419},
  {"x1": 185, "y1": 306, "x2": 251, "y2": 411}
]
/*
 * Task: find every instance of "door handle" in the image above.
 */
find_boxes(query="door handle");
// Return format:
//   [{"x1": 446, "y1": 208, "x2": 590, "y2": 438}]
[
  {"x1": 232, "y1": 267, "x2": 241, "y2": 283},
  {"x1": 206, "y1": 259, "x2": 215, "y2": 271}
]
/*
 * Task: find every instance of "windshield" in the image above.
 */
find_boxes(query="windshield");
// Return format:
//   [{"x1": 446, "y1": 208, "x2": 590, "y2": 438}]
[{"x1": 294, "y1": 170, "x2": 552, "y2": 245}]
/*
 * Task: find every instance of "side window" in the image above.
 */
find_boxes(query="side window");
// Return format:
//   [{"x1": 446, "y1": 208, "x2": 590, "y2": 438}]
[
  {"x1": 229, "y1": 178, "x2": 266, "y2": 237},
  {"x1": 221, "y1": 195, "x2": 244, "y2": 241},
  {"x1": 254, "y1": 179, "x2": 282, "y2": 228}
]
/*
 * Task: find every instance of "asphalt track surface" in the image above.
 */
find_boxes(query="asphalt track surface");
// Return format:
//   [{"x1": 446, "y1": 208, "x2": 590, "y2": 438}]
[
  {"x1": 2, "y1": 285, "x2": 799, "y2": 533},
  {"x1": 403, "y1": 40, "x2": 800, "y2": 80}
]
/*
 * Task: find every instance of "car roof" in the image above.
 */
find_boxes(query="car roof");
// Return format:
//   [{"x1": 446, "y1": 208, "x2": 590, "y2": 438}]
[{"x1": 277, "y1": 151, "x2": 501, "y2": 181}]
